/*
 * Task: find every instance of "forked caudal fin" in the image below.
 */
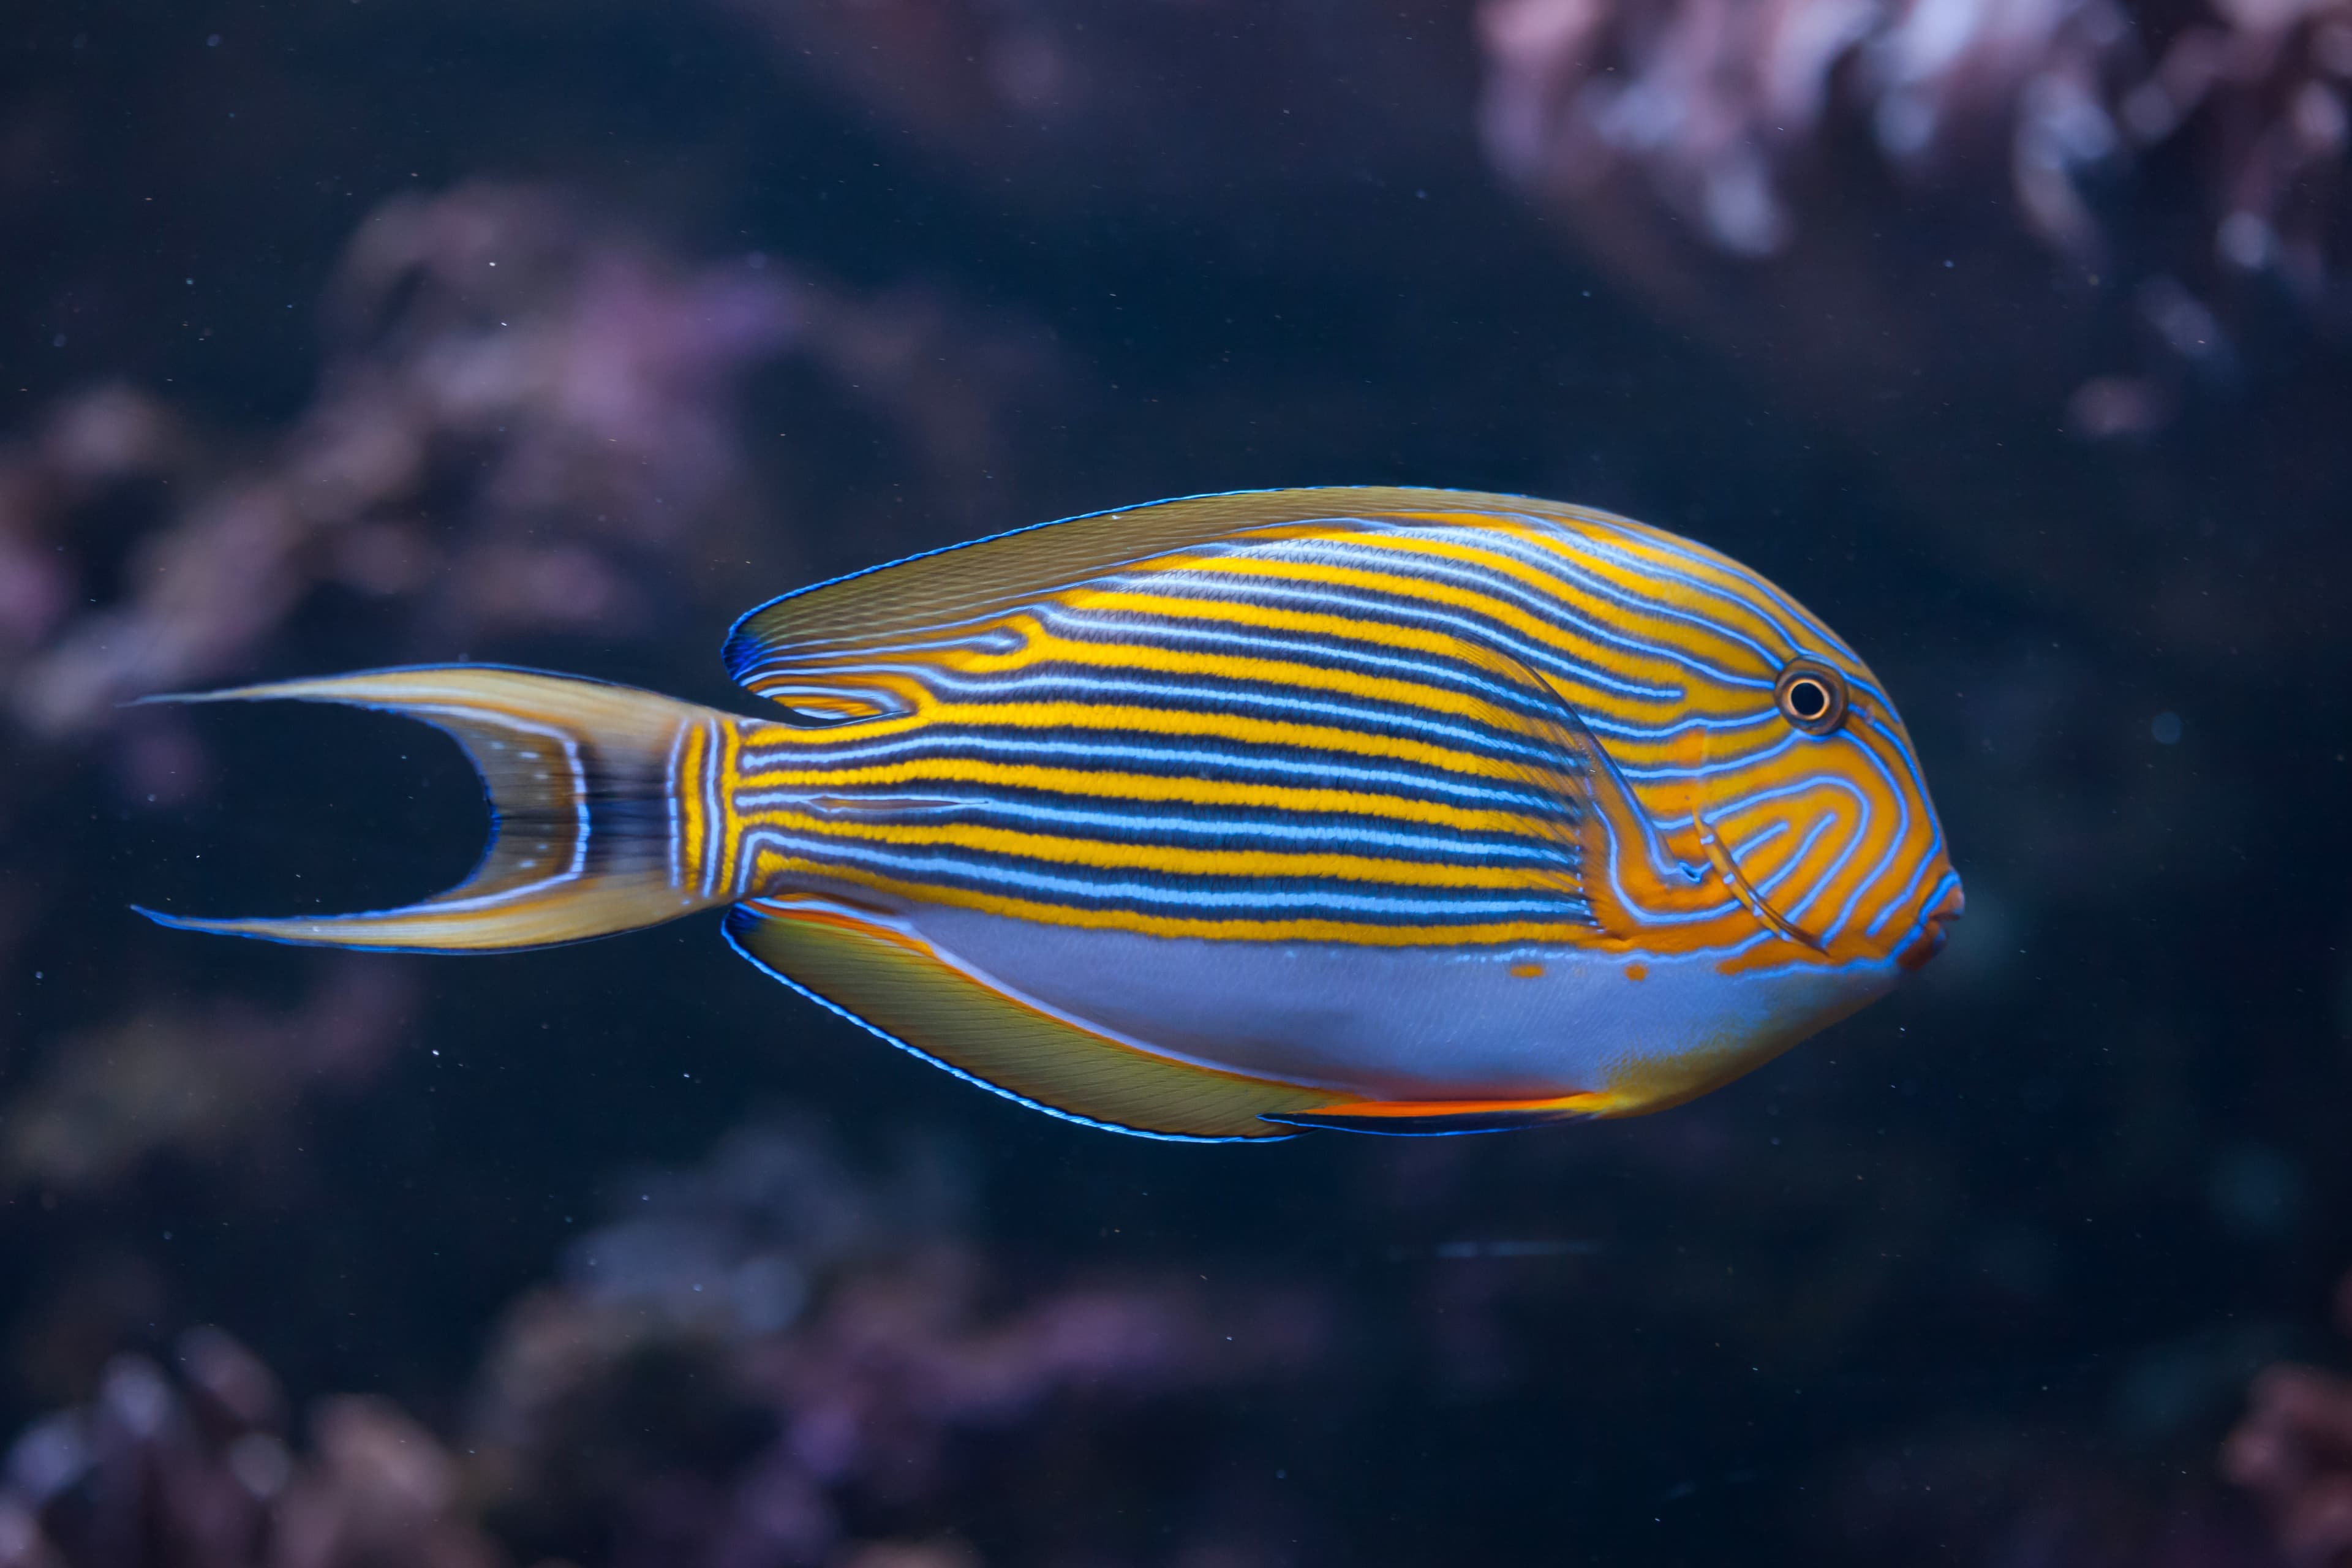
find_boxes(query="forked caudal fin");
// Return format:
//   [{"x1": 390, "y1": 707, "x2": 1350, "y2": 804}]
[{"x1": 134, "y1": 666, "x2": 736, "y2": 952}]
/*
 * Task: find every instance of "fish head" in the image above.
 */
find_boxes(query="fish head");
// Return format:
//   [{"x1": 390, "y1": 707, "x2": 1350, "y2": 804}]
[{"x1": 1681, "y1": 609, "x2": 1962, "y2": 977}]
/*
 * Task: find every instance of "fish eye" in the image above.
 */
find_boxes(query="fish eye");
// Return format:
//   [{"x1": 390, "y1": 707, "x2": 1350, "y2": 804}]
[{"x1": 1774, "y1": 660, "x2": 1848, "y2": 736}]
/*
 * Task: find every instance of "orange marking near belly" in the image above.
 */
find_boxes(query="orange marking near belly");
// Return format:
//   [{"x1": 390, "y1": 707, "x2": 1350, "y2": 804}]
[
  {"x1": 1625, "y1": 962, "x2": 1649, "y2": 982},
  {"x1": 1510, "y1": 962, "x2": 1544, "y2": 979}
]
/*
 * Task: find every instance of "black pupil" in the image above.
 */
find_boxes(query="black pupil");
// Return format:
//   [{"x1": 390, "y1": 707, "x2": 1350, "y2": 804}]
[{"x1": 1788, "y1": 679, "x2": 1828, "y2": 719}]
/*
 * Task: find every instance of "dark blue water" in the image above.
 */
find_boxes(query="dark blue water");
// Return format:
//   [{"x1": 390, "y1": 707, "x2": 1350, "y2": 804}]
[{"x1": 4, "y1": 3, "x2": 2347, "y2": 1564}]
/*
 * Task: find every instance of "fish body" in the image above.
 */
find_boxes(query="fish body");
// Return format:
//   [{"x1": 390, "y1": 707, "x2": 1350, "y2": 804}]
[{"x1": 141, "y1": 488, "x2": 1961, "y2": 1139}]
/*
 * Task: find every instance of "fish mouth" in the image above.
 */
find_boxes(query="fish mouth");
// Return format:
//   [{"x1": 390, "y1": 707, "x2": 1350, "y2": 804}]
[
  {"x1": 1697, "y1": 809, "x2": 1964, "y2": 969},
  {"x1": 1896, "y1": 879, "x2": 1966, "y2": 972}
]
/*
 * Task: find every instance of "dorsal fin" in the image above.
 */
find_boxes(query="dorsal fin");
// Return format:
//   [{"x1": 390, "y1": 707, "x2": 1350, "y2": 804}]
[{"x1": 721, "y1": 486, "x2": 1561, "y2": 715}]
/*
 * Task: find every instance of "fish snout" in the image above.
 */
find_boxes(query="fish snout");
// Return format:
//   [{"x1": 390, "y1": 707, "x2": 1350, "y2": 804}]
[{"x1": 1896, "y1": 880, "x2": 1965, "y2": 973}]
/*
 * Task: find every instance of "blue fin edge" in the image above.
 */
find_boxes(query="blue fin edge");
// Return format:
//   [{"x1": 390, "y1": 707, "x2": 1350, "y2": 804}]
[{"x1": 1259, "y1": 1107, "x2": 1594, "y2": 1137}]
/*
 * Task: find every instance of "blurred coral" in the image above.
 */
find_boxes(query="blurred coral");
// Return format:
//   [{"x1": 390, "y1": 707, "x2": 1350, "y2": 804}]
[
  {"x1": 1480, "y1": 0, "x2": 2141, "y2": 260},
  {"x1": 470, "y1": 1121, "x2": 1329, "y2": 1566},
  {"x1": 0, "y1": 179, "x2": 1049, "y2": 739},
  {"x1": 2, "y1": 959, "x2": 413, "y2": 1200},
  {"x1": 2228, "y1": 1273, "x2": 2352, "y2": 1567},
  {"x1": 1476, "y1": 0, "x2": 2352, "y2": 662},
  {"x1": 0, "y1": 1327, "x2": 500, "y2": 1568},
  {"x1": 1479, "y1": 0, "x2": 2351, "y2": 317},
  {"x1": 0, "y1": 1121, "x2": 1333, "y2": 1568}
]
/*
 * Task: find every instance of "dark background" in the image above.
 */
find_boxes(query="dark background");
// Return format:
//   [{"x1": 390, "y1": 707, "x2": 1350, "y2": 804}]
[{"x1": 2, "y1": 2, "x2": 2348, "y2": 1564}]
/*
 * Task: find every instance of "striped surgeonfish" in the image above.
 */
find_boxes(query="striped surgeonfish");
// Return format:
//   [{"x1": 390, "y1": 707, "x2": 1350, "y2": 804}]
[{"x1": 140, "y1": 488, "x2": 1962, "y2": 1139}]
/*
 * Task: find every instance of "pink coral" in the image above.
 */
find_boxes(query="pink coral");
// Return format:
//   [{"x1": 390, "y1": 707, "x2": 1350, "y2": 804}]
[
  {"x1": 0, "y1": 1330, "x2": 502, "y2": 1568},
  {"x1": 5, "y1": 183, "x2": 807, "y2": 737},
  {"x1": 0, "y1": 179, "x2": 1052, "y2": 742},
  {"x1": 2228, "y1": 1274, "x2": 2352, "y2": 1567},
  {"x1": 1473, "y1": 0, "x2": 2352, "y2": 431},
  {"x1": 1471, "y1": 0, "x2": 2352, "y2": 666},
  {"x1": 1479, "y1": 0, "x2": 2351, "y2": 281}
]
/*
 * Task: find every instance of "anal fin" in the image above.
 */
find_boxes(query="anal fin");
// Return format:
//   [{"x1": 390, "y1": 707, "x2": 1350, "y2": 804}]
[
  {"x1": 1259, "y1": 1094, "x2": 1613, "y2": 1136},
  {"x1": 725, "y1": 899, "x2": 1336, "y2": 1142}
]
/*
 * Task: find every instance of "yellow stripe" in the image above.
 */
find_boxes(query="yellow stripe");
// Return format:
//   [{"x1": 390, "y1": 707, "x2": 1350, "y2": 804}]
[
  {"x1": 1063, "y1": 586, "x2": 1746, "y2": 723},
  {"x1": 733, "y1": 751, "x2": 1555, "y2": 835},
  {"x1": 744, "y1": 699, "x2": 1537, "y2": 783},
  {"x1": 744, "y1": 845, "x2": 1590, "y2": 946},
  {"x1": 747, "y1": 810, "x2": 1573, "y2": 888},
  {"x1": 1170, "y1": 531, "x2": 1775, "y2": 683},
  {"x1": 715, "y1": 718, "x2": 746, "y2": 892},
  {"x1": 946, "y1": 617, "x2": 1528, "y2": 727},
  {"x1": 1389, "y1": 507, "x2": 1823, "y2": 658},
  {"x1": 677, "y1": 720, "x2": 710, "y2": 889}
]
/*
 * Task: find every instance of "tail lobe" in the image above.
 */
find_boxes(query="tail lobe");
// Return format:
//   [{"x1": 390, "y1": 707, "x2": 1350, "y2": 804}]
[{"x1": 137, "y1": 666, "x2": 734, "y2": 952}]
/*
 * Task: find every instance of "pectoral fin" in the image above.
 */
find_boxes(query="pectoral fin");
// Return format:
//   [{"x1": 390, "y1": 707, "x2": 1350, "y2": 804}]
[{"x1": 724, "y1": 899, "x2": 1336, "y2": 1140}]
